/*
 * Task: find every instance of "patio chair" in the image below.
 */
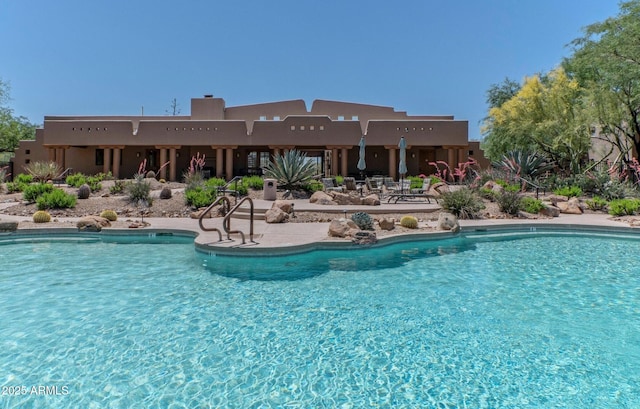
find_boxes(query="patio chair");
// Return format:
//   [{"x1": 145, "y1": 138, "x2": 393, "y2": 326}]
[
  {"x1": 343, "y1": 177, "x2": 358, "y2": 191},
  {"x1": 411, "y1": 178, "x2": 431, "y2": 194},
  {"x1": 365, "y1": 178, "x2": 383, "y2": 195},
  {"x1": 321, "y1": 178, "x2": 345, "y2": 192},
  {"x1": 383, "y1": 177, "x2": 401, "y2": 193}
]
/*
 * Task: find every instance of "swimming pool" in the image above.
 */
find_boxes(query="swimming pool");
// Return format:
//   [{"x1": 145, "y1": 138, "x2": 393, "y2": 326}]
[{"x1": 1, "y1": 229, "x2": 639, "y2": 407}]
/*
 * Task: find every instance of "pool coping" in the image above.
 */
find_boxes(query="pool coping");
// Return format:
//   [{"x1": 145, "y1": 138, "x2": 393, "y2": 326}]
[{"x1": 3, "y1": 216, "x2": 640, "y2": 257}]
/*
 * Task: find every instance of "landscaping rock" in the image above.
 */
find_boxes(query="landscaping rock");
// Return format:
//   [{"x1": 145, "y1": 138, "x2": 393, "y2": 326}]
[
  {"x1": 272, "y1": 200, "x2": 293, "y2": 214},
  {"x1": 328, "y1": 218, "x2": 358, "y2": 238},
  {"x1": 557, "y1": 197, "x2": 583, "y2": 214},
  {"x1": 362, "y1": 194, "x2": 380, "y2": 206},
  {"x1": 437, "y1": 212, "x2": 460, "y2": 232},
  {"x1": 77, "y1": 216, "x2": 111, "y2": 232},
  {"x1": 309, "y1": 191, "x2": 336, "y2": 205},
  {"x1": 352, "y1": 231, "x2": 378, "y2": 245},
  {"x1": 540, "y1": 204, "x2": 560, "y2": 217},
  {"x1": 265, "y1": 206, "x2": 289, "y2": 223},
  {"x1": 378, "y1": 217, "x2": 395, "y2": 231},
  {"x1": 0, "y1": 220, "x2": 18, "y2": 232}
]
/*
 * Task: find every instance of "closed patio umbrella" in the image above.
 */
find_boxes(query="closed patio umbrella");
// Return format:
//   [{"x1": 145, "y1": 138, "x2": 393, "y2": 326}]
[
  {"x1": 398, "y1": 136, "x2": 407, "y2": 192},
  {"x1": 357, "y1": 136, "x2": 366, "y2": 178}
]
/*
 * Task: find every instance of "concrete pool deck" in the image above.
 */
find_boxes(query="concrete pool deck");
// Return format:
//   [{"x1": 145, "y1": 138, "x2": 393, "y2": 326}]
[{"x1": 1, "y1": 198, "x2": 638, "y2": 255}]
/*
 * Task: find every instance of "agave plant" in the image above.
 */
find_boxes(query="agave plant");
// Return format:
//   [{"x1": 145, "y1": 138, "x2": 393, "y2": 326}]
[
  {"x1": 495, "y1": 150, "x2": 553, "y2": 180},
  {"x1": 263, "y1": 149, "x2": 319, "y2": 190}
]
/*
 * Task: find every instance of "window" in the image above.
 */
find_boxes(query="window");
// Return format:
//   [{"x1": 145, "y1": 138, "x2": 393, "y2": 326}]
[
  {"x1": 300, "y1": 125, "x2": 305, "y2": 131},
  {"x1": 309, "y1": 125, "x2": 315, "y2": 131},
  {"x1": 290, "y1": 125, "x2": 296, "y2": 131},
  {"x1": 259, "y1": 115, "x2": 267, "y2": 121},
  {"x1": 319, "y1": 125, "x2": 324, "y2": 131},
  {"x1": 352, "y1": 116, "x2": 358, "y2": 120},
  {"x1": 273, "y1": 116, "x2": 280, "y2": 121},
  {"x1": 25, "y1": 149, "x2": 30, "y2": 155},
  {"x1": 25, "y1": 159, "x2": 30, "y2": 164},
  {"x1": 338, "y1": 116, "x2": 344, "y2": 121},
  {"x1": 95, "y1": 149, "x2": 104, "y2": 166},
  {"x1": 259, "y1": 152, "x2": 270, "y2": 168}
]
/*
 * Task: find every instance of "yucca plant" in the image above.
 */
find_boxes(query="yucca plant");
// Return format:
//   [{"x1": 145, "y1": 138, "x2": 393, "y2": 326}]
[
  {"x1": 263, "y1": 149, "x2": 319, "y2": 190},
  {"x1": 24, "y1": 161, "x2": 62, "y2": 183}
]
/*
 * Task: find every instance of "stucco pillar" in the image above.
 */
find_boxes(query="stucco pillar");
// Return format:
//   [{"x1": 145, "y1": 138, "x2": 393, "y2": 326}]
[
  {"x1": 331, "y1": 149, "x2": 338, "y2": 177},
  {"x1": 458, "y1": 146, "x2": 468, "y2": 163},
  {"x1": 215, "y1": 148, "x2": 224, "y2": 178},
  {"x1": 388, "y1": 147, "x2": 397, "y2": 180},
  {"x1": 169, "y1": 148, "x2": 177, "y2": 181},
  {"x1": 112, "y1": 148, "x2": 121, "y2": 179},
  {"x1": 103, "y1": 148, "x2": 111, "y2": 175},
  {"x1": 225, "y1": 148, "x2": 234, "y2": 180},
  {"x1": 447, "y1": 147, "x2": 457, "y2": 173},
  {"x1": 159, "y1": 148, "x2": 168, "y2": 180},
  {"x1": 48, "y1": 148, "x2": 56, "y2": 163},
  {"x1": 55, "y1": 148, "x2": 66, "y2": 170},
  {"x1": 340, "y1": 148, "x2": 348, "y2": 177}
]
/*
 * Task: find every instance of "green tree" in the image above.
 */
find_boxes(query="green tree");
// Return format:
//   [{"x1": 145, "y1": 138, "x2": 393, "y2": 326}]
[
  {"x1": 0, "y1": 79, "x2": 36, "y2": 153},
  {"x1": 565, "y1": 0, "x2": 640, "y2": 165},
  {"x1": 481, "y1": 68, "x2": 591, "y2": 172}
]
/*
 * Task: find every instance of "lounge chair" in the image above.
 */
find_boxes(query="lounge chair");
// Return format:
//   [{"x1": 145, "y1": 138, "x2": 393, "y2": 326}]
[
  {"x1": 343, "y1": 177, "x2": 358, "y2": 191},
  {"x1": 411, "y1": 178, "x2": 431, "y2": 194}
]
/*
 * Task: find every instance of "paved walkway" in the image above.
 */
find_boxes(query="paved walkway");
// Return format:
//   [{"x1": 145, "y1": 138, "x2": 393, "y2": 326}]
[{"x1": 1, "y1": 198, "x2": 637, "y2": 255}]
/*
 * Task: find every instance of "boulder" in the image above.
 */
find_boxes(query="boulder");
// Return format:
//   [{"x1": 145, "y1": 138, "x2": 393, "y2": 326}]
[
  {"x1": 0, "y1": 221, "x2": 18, "y2": 232},
  {"x1": 557, "y1": 197, "x2": 583, "y2": 214},
  {"x1": 328, "y1": 218, "x2": 358, "y2": 238},
  {"x1": 77, "y1": 216, "x2": 111, "y2": 232},
  {"x1": 362, "y1": 194, "x2": 380, "y2": 206},
  {"x1": 546, "y1": 195, "x2": 568, "y2": 206},
  {"x1": 309, "y1": 191, "x2": 336, "y2": 205},
  {"x1": 378, "y1": 217, "x2": 395, "y2": 231},
  {"x1": 437, "y1": 212, "x2": 460, "y2": 232},
  {"x1": 272, "y1": 200, "x2": 293, "y2": 214},
  {"x1": 330, "y1": 192, "x2": 353, "y2": 206},
  {"x1": 265, "y1": 206, "x2": 289, "y2": 223},
  {"x1": 432, "y1": 182, "x2": 450, "y2": 194},
  {"x1": 352, "y1": 231, "x2": 378, "y2": 245},
  {"x1": 539, "y1": 203, "x2": 560, "y2": 217}
]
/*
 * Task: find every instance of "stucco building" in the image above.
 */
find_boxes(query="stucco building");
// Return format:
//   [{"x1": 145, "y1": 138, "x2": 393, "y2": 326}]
[{"x1": 13, "y1": 95, "x2": 482, "y2": 181}]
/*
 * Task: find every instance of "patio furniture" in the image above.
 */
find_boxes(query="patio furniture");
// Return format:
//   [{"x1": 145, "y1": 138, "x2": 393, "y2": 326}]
[
  {"x1": 365, "y1": 178, "x2": 383, "y2": 195},
  {"x1": 321, "y1": 178, "x2": 345, "y2": 192}
]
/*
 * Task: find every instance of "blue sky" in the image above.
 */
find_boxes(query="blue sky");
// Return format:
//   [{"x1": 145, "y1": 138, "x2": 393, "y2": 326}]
[{"x1": 0, "y1": 0, "x2": 621, "y2": 140}]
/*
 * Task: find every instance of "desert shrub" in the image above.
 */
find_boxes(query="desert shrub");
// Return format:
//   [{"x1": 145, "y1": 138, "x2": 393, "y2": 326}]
[
  {"x1": 32, "y1": 210, "x2": 51, "y2": 223},
  {"x1": 86, "y1": 175, "x2": 102, "y2": 192},
  {"x1": 242, "y1": 175, "x2": 264, "y2": 191},
  {"x1": 400, "y1": 215, "x2": 419, "y2": 229},
  {"x1": 15, "y1": 173, "x2": 33, "y2": 184},
  {"x1": 25, "y1": 161, "x2": 61, "y2": 182},
  {"x1": 439, "y1": 187, "x2": 485, "y2": 219},
  {"x1": 497, "y1": 190, "x2": 522, "y2": 215},
  {"x1": 185, "y1": 187, "x2": 215, "y2": 208},
  {"x1": 0, "y1": 166, "x2": 9, "y2": 186},
  {"x1": 66, "y1": 173, "x2": 87, "y2": 187},
  {"x1": 5, "y1": 181, "x2": 27, "y2": 193},
  {"x1": 495, "y1": 150, "x2": 553, "y2": 180},
  {"x1": 585, "y1": 196, "x2": 608, "y2": 211},
  {"x1": 598, "y1": 179, "x2": 631, "y2": 201},
  {"x1": 521, "y1": 197, "x2": 545, "y2": 214},
  {"x1": 146, "y1": 170, "x2": 156, "y2": 179},
  {"x1": 109, "y1": 180, "x2": 125, "y2": 194},
  {"x1": 608, "y1": 198, "x2": 640, "y2": 216},
  {"x1": 479, "y1": 187, "x2": 497, "y2": 201},
  {"x1": 23, "y1": 183, "x2": 54, "y2": 203},
  {"x1": 77, "y1": 184, "x2": 91, "y2": 199},
  {"x1": 36, "y1": 188, "x2": 77, "y2": 210},
  {"x1": 554, "y1": 185, "x2": 583, "y2": 198},
  {"x1": 351, "y1": 212, "x2": 374, "y2": 230},
  {"x1": 127, "y1": 174, "x2": 151, "y2": 205},
  {"x1": 205, "y1": 177, "x2": 226, "y2": 189},
  {"x1": 100, "y1": 210, "x2": 118, "y2": 221},
  {"x1": 304, "y1": 180, "x2": 324, "y2": 192}
]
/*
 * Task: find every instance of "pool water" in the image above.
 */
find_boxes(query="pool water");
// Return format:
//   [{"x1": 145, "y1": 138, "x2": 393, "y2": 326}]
[{"x1": 1, "y1": 231, "x2": 639, "y2": 408}]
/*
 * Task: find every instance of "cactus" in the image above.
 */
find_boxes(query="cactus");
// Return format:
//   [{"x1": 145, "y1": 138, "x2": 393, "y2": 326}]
[
  {"x1": 100, "y1": 210, "x2": 118, "y2": 221},
  {"x1": 351, "y1": 211, "x2": 374, "y2": 231},
  {"x1": 159, "y1": 178, "x2": 166, "y2": 183},
  {"x1": 159, "y1": 187, "x2": 172, "y2": 199},
  {"x1": 400, "y1": 215, "x2": 419, "y2": 229},
  {"x1": 77, "y1": 183, "x2": 91, "y2": 199},
  {"x1": 33, "y1": 210, "x2": 51, "y2": 223}
]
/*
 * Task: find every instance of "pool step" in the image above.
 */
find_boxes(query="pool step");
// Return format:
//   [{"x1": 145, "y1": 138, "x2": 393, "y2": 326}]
[{"x1": 228, "y1": 206, "x2": 267, "y2": 221}]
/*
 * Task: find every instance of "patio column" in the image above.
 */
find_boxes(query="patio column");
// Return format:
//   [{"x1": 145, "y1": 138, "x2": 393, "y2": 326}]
[
  {"x1": 215, "y1": 147, "x2": 224, "y2": 178},
  {"x1": 103, "y1": 148, "x2": 111, "y2": 175},
  {"x1": 446, "y1": 146, "x2": 457, "y2": 172},
  {"x1": 225, "y1": 147, "x2": 234, "y2": 180},
  {"x1": 340, "y1": 148, "x2": 348, "y2": 177},
  {"x1": 112, "y1": 148, "x2": 121, "y2": 179},
  {"x1": 47, "y1": 147, "x2": 56, "y2": 163},
  {"x1": 159, "y1": 148, "x2": 168, "y2": 180},
  {"x1": 331, "y1": 149, "x2": 338, "y2": 177},
  {"x1": 55, "y1": 148, "x2": 66, "y2": 170},
  {"x1": 169, "y1": 148, "x2": 177, "y2": 181}
]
